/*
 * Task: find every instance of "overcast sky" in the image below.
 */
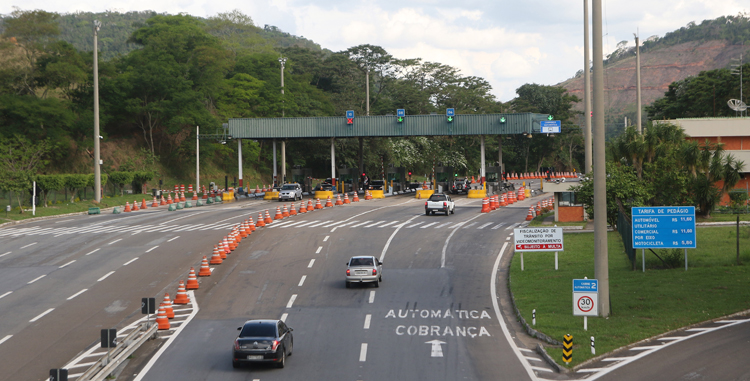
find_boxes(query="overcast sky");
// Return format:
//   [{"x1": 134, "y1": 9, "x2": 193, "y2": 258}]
[{"x1": 3, "y1": 1, "x2": 747, "y2": 101}]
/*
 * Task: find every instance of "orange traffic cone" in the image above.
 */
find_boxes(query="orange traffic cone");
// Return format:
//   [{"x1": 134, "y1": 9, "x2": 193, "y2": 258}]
[
  {"x1": 167, "y1": 194, "x2": 173, "y2": 204},
  {"x1": 198, "y1": 256, "x2": 212, "y2": 276},
  {"x1": 517, "y1": 187, "x2": 525, "y2": 201},
  {"x1": 161, "y1": 293, "x2": 174, "y2": 318},
  {"x1": 173, "y1": 280, "x2": 190, "y2": 305},
  {"x1": 481, "y1": 197, "x2": 490, "y2": 213},
  {"x1": 499, "y1": 193, "x2": 507, "y2": 207},
  {"x1": 536, "y1": 202, "x2": 542, "y2": 215},
  {"x1": 160, "y1": 195, "x2": 167, "y2": 206},
  {"x1": 289, "y1": 204, "x2": 297, "y2": 216},
  {"x1": 186, "y1": 267, "x2": 199, "y2": 290},
  {"x1": 140, "y1": 198, "x2": 147, "y2": 209},
  {"x1": 264, "y1": 210, "x2": 273, "y2": 224},
  {"x1": 156, "y1": 306, "x2": 170, "y2": 330},
  {"x1": 525, "y1": 206, "x2": 535, "y2": 221},
  {"x1": 132, "y1": 201, "x2": 139, "y2": 211},
  {"x1": 256, "y1": 213, "x2": 266, "y2": 227},
  {"x1": 151, "y1": 197, "x2": 159, "y2": 208},
  {"x1": 307, "y1": 200, "x2": 315, "y2": 211},
  {"x1": 274, "y1": 207, "x2": 284, "y2": 220},
  {"x1": 365, "y1": 190, "x2": 372, "y2": 200},
  {"x1": 315, "y1": 198, "x2": 323, "y2": 209},
  {"x1": 123, "y1": 202, "x2": 131, "y2": 212},
  {"x1": 222, "y1": 237, "x2": 231, "y2": 255},
  {"x1": 248, "y1": 217, "x2": 256, "y2": 231},
  {"x1": 335, "y1": 194, "x2": 343, "y2": 206},
  {"x1": 299, "y1": 202, "x2": 307, "y2": 214},
  {"x1": 180, "y1": 192, "x2": 186, "y2": 202},
  {"x1": 352, "y1": 192, "x2": 360, "y2": 202},
  {"x1": 344, "y1": 193, "x2": 350, "y2": 204},
  {"x1": 325, "y1": 196, "x2": 333, "y2": 208},
  {"x1": 282, "y1": 204, "x2": 290, "y2": 218},
  {"x1": 192, "y1": 191, "x2": 198, "y2": 201},
  {"x1": 491, "y1": 195, "x2": 498, "y2": 210},
  {"x1": 210, "y1": 246, "x2": 223, "y2": 265},
  {"x1": 239, "y1": 223, "x2": 247, "y2": 238}
]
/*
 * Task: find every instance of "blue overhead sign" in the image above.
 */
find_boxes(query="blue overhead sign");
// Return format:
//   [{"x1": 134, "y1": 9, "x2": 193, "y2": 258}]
[
  {"x1": 446, "y1": 108, "x2": 455, "y2": 116},
  {"x1": 541, "y1": 120, "x2": 561, "y2": 133},
  {"x1": 631, "y1": 206, "x2": 696, "y2": 249},
  {"x1": 573, "y1": 279, "x2": 598, "y2": 292},
  {"x1": 346, "y1": 110, "x2": 354, "y2": 118},
  {"x1": 397, "y1": 109, "x2": 405, "y2": 117}
]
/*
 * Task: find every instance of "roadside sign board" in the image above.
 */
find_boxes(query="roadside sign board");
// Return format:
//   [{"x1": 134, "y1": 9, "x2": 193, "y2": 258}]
[
  {"x1": 631, "y1": 206, "x2": 696, "y2": 249},
  {"x1": 397, "y1": 109, "x2": 405, "y2": 117},
  {"x1": 346, "y1": 110, "x2": 354, "y2": 118},
  {"x1": 446, "y1": 108, "x2": 455, "y2": 116},
  {"x1": 513, "y1": 227, "x2": 563, "y2": 252},
  {"x1": 540, "y1": 120, "x2": 561, "y2": 133},
  {"x1": 573, "y1": 279, "x2": 598, "y2": 316}
]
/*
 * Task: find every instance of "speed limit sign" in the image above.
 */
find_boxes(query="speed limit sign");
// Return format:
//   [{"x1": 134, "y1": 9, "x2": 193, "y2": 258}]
[{"x1": 573, "y1": 279, "x2": 598, "y2": 317}]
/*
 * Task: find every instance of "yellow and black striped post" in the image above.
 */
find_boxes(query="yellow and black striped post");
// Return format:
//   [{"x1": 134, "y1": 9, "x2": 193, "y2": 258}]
[{"x1": 562, "y1": 334, "x2": 573, "y2": 363}]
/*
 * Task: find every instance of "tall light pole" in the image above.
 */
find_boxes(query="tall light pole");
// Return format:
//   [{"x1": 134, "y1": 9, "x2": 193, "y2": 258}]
[
  {"x1": 279, "y1": 56, "x2": 287, "y2": 184},
  {"x1": 366, "y1": 64, "x2": 370, "y2": 116},
  {"x1": 93, "y1": 20, "x2": 102, "y2": 202},
  {"x1": 583, "y1": 0, "x2": 592, "y2": 173},
  {"x1": 593, "y1": 0, "x2": 610, "y2": 317},
  {"x1": 635, "y1": 32, "x2": 643, "y2": 133}
]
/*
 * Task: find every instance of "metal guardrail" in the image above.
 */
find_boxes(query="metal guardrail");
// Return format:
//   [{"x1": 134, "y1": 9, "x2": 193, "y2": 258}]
[{"x1": 77, "y1": 323, "x2": 157, "y2": 381}]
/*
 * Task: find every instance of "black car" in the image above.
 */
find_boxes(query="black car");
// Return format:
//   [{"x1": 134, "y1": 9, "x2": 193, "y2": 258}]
[
  {"x1": 451, "y1": 178, "x2": 469, "y2": 194},
  {"x1": 233, "y1": 319, "x2": 293, "y2": 368}
]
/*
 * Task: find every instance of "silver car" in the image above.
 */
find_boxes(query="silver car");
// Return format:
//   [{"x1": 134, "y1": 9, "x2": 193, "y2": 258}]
[
  {"x1": 278, "y1": 183, "x2": 302, "y2": 201},
  {"x1": 345, "y1": 256, "x2": 382, "y2": 288}
]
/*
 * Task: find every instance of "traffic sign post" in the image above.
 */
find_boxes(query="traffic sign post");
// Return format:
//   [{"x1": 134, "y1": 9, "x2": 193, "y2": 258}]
[
  {"x1": 573, "y1": 278, "x2": 598, "y2": 330},
  {"x1": 632, "y1": 206, "x2": 696, "y2": 271},
  {"x1": 397, "y1": 109, "x2": 405, "y2": 123},
  {"x1": 446, "y1": 108, "x2": 454, "y2": 123},
  {"x1": 540, "y1": 120, "x2": 561, "y2": 133},
  {"x1": 346, "y1": 110, "x2": 354, "y2": 125},
  {"x1": 513, "y1": 227, "x2": 564, "y2": 270}
]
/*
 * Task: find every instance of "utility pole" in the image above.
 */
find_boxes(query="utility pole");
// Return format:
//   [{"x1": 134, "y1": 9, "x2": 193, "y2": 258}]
[
  {"x1": 278, "y1": 57, "x2": 287, "y2": 184},
  {"x1": 366, "y1": 64, "x2": 370, "y2": 116},
  {"x1": 93, "y1": 20, "x2": 102, "y2": 202},
  {"x1": 592, "y1": 0, "x2": 610, "y2": 317},
  {"x1": 635, "y1": 33, "x2": 642, "y2": 133},
  {"x1": 583, "y1": 0, "x2": 592, "y2": 174},
  {"x1": 196, "y1": 126, "x2": 199, "y2": 193}
]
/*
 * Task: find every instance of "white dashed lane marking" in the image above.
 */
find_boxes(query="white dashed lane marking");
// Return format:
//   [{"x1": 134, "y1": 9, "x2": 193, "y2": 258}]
[
  {"x1": 123, "y1": 257, "x2": 138, "y2": 266},
  {"x1": 59, "y1": 260, "x2": 75, "y2": 269},
  {"x1": 298, "y1": 276, "x2": 306, "y2": 286},
  {"x1": 286, "y1": 294, "x2": 297, "y2": 308},
  {"x1": 108, "y1": 239, "x2": 122, "y2": 245},
  {"x1": 20, "y1": 242, "x2": 37, "y2": 249},
  {"x1": 308, "y1": 259, "x2": 315, "y2": 268},
  {"x1": 364, "y1": 314, "x2": 371, "y2": 329},
  {"x1": 280, "y1": 313, "x2": 288, "y2": 322},
  {"x1": 167, "y1": 236, "x2": 180, "y2": 242},
  {"x1": 29, "y1": 308, "x2": 54, "y2": 322},
  {"x1": 67, "y1": 289, "x2": 88, "y2": 300},
  {"x1": 477, "y1": 222, "x2": 493, "y2": 229},
  {"x1": 316, "y1": 246, "x2": 322, "y2": 254},
  {"x1": 145, "y1": 246, "x2": 159, "y2": 253},
  {"x1": 369, "y1": 291, "x2": 376, "y2": 304},
  {"x1": 323, "y1": 235, "x2": 329, "y2": 242},
  {"x1": 27, "y1": 275, "x2": 46, "y2": 284},
  {"x1": 0, "y1": 251, "x2": 10, "y2": 258},
  {"x1": 359, "y1": 343, "x2": 368, "y2": 362},
  {"x1": 0, "y1": 335, "x2": 12, "y2": 345},
  {"x1": 97, "y1": 271, "x2": 115, "y2": 282},
  {"x1": 85, "y1": 249, "x2": 100, "y2": 256},
  {"x1": 0, "y1": 291, "x2": 12, "y2": 299}
]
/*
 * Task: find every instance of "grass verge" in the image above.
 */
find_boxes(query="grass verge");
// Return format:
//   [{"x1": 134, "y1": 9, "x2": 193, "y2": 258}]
[{"x1": 509, "y1": 228, "x2": 750, "y2": 368}]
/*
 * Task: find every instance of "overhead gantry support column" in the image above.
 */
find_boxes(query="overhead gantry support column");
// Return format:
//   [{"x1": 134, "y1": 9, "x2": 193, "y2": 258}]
[
  {"x1": 281, "y1": 140, "x2": 286, "y2": 184},
  {"x1": 238, "y1": 138, "x2": 243, "y2": 188},
  {"x1": 272, "y1": 139, "x2": 277, "y2": 186},
  {"x1": 331, "y1": 138, "x2": 336, "y2": 192},
  {"x1": 498, "y1": 137, "x2": 503, "y2": 175},
  {"x1": 480, "y1": 135, "x2": 486, "y2": 183}
]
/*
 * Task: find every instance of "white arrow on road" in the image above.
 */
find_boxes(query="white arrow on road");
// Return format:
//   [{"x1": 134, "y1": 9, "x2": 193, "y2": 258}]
[{"x1": 425, "y1": 340, "x2": 446, "y2": 357}]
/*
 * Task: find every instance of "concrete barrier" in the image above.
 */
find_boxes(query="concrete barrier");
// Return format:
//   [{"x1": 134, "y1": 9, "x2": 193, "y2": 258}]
[
  {"x1": 370, "y1": 190, "x2": 385, "y2": 199},
  {"x1": 415, "y1": 189, "x2": 434, "y2": 199},
  {"x1": 263, "y1": 191, "x2": 279, "y2": 200},
  {"x1": 314, "y1": 190, "x2": 333, "y2": 199},
  {"x1": 467, "y1": 189, "x2": 486, "y2": 198}
]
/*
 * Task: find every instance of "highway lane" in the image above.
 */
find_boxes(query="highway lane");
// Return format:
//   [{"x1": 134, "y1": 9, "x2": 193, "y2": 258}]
[
  {"x1": 0, "y1": 198, "x2": 291, "y2": 381},
  {"x1": 130, "y1": 192, "x2": 552, "y2": 381}
]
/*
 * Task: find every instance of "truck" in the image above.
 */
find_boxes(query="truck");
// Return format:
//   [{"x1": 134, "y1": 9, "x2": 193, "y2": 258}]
[{"x1": 425, "y1": 193, "x2": 455, "y2": 216}]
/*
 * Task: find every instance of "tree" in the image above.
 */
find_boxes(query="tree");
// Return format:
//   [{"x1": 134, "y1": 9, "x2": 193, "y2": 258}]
[{"x1": 0, "y1": 136, "x2": 50, "y2": 212}]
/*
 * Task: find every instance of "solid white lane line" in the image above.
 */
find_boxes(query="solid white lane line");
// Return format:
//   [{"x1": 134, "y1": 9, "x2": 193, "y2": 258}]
[
  {"x1": 308, "y1": 259, "x2": 315, "y2": 268},
  {"x1": 280, "y1": 313, "x2": 288, "y2": 322},
  {"x1": 0, "y1": 291, "x2": 12, "y2": 299},
  {"x1": 359, "y1": 343, "x2": 368, "y2": 362},
  {"x1": 286, "y1": 294, "x2": 297, "y2": 308},
  {"x1": 108, "y1": 239, "x2": 122, "y2": 245},
  {"x1": 369, "y1": 291, "x2": 376, "y2": 304},
  {"x1": 0, "y1": 251, "x2": 10, "y2": 258},
  {"x1": 441, "y1": 215, "x2": 482, "y2": 268},
  {"x1": 380, "y1": 215, "x2": 419, "y2": 264},
  {"x1": 123, "y1": 257, "x2": 139, "y2": 266},
  {"x1": 20, "y1": 242, "x2": 37, "y2": 249},
  {"x1": 477, "y1": 222, "x2": 493, "y2": 229},
  {"x1": 420, "y1": 222, "x2": 439, "y2": 229},
  {"x1": 316, "y1": 246, "x2": 322, "y2": 254},
  {"x1": 67, "y1": 289, "x2": 88, "y2": 300},
  {"x1": 298, "y1": 276, "x2": 306, "y2": 286},
  {"x1": 323, "y1": 236, "x2": 329, "y2": 242},
  {"x1": 146, "y1": 246, "x2": 158, "y2": 253},
  {"x1": 365, "y1": 221, "x2": 386, "y2": 228},
  {"x1": 55, "y1": 219, "x2": 74, "y2": 223},
  {"x1": 85, "y1": 248, "x2": 100, "y2": 256},
  {"x1": 167, "y1": 236, "x2": 180, "y2": 242},
  {"x1": 378, "y1": 221, "x2": 398, "y2": 228},
  {"x1": 0, "y1": 335, "x2": 11, "y2": 345},
  {"x1": 97, "y1": 271, "x2": 115, "y2": 282},
  {"x1": 28, "y1": 275, "x2": 46, "y2": 284},
  {"x1": 59, "y1": 260, "x2": 76, "y2": 269},
  {"x1": 351, "y1": 220, "x2": 372, "y2": 228},
  {"x1": 364, "y1": 314, "x2": 371, "y2": 329},
  {"x1": 29, "y1": 308, "x2": 55, "y2": 322}
]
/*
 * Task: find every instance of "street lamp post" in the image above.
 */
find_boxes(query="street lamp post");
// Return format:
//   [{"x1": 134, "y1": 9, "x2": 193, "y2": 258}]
[
  {"x1": 93, "y1": 20, "x2": 102, "y2": 202},
  {"x1": 279, "y1": 56, "x2": 287, "y2": 184}
]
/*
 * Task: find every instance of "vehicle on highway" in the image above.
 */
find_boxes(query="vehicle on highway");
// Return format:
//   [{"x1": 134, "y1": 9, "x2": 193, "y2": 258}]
[
  {"x1": 278, "y1": 183, "x2": 302, "y2": 201},
  {"x1": 345, "y1": 256, "x2": 382, "y2": 288},
  {"x1": 368, "y1": 180, "x2": 385, "y2": 190},
  {"x1": 451, "y1": 177, "x2": 470, "y2": 194},
  {"x1": 425, "y1": 193, "x2": 455, "y2": 215},
  {"x1": 233, "y1": 319, "x2": 293, "y2": 369}
]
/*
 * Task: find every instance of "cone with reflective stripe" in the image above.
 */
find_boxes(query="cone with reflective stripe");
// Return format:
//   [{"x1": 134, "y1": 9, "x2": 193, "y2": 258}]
[
  {"x1": 282, "y1": 204, "x2": 290, "y2": 218},
  {"x1": 167, "y1": 194, "x2": 173, "y2": 204},
  {"x1": 289, "y1": 204, "x2": 297, "y2": 216},
  {"x1": 198, "y1": 256, "x2": 212, "y2": 276},
  {"x1": 156, "y1": 306, "x2": 170, "y2": 330},
  {"x1": 352, "y1": 192, "x2": 360, "y2": 202},
  {"x1": 247, "y1": 217, "x2": 256, "y2": 231},
  {"x1": 222, "y1": 237, "x2": 232, "y2": 255},
  {"x1": 536, "y1": 202, "x2": 542, "y2": 215},
  {"x1": 264, "y1": 210, "x2": 273, "y2": 224},
  {"x1": 173, "y1": 280, "x2": 190, "y2": 305},
  {"x1": 315, "y1": 198, "x2": 323, "y2": 209},
  {"x1": 325, "y1": 196, "x2": 333, "y2": 208},
  {"x1": 132, "y1": 201, "x2": 139, "y2": 211},
  {"x1": 123, "y1": 202, "x2": 131, "y2": 212},
  {"x1": 298, "y1": 202, "x2": 307, "y2": 214},
  {"x1": 186, "y1": 267, "x2": 199, "y2": 290},
  {"x1": 274, "y1": 207, "x2": 284, "y2": 220},
  {"x1": 526, "y1": 206, "x2": 534, "y2": 221},
  {"x1": 239, "y1": 223, "x2": 247, "y2": 238},
  {"x1": 180, "y1": 192, "x2": 186, "y2": 202},
  {"x1": 499, "y1": 192, "x2": 507, "y2": 207},
  {"x1": 335, "y1": 194, "x2": 343, "y2": 206},
  {"x1": 256, "y1": 213, "x2": 266, "y2": 227},
  {"x1": 307, "y1": 199, "x2": 315, "y2": 211},
  {"x1": 152, "y1": 197, "x2": 159, "y2": 207},
  {"x1": 160, "y1": 195, "x2": 167, "y2": 206},
  {"x1": 344, "y1": 193, "x2": 350, "y2": 204},
  {"x1": 192, "y1": 191, "x2": 198, "y2": 201},
  {"x1": 481, "y1": 197, "x2": 491, "y2": 213},
  {"x1": 141, "y1": 198, "x2": 148, "y2": 209},
  {"x1": 161, "y1": 293, "x2": 174, "y2": 318},
  {"x1": 517, "y1": 187, "x2": 525, "y2": 201},
  {"x1": 210, "y1": 245, "x2": 223, "y2": 265},
  {"x1": 365, "y1": 190, "x2": 373, "y2": 200}
]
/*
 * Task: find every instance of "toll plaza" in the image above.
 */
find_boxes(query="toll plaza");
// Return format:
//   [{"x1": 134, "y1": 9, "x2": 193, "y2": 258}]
[
  {"x1": 434, "y1": 166, "x2": 454, "y2": 193},
  {"x1": 386, "y1": 166, "x2": 406, "y2": 192},
  {"x1": 291, "y1": 167, "x2": 312, "y2": 193},
  {"x1": 337, "y1": 167, "x2": 360, "y2": 193},
  {"x1": 225, "y1": 112, "x2": 551, "y2": 196}
]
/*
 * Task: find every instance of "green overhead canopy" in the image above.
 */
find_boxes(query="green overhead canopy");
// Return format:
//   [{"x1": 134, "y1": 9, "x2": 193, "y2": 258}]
[{"x1": 227, "y1": 113, "x2": 551, "y2": 139}]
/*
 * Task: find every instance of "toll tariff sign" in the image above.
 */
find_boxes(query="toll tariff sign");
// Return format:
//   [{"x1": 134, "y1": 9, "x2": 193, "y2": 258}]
[
  {"x1": 631, "y1": 206, "x2": 696, "y2": 249},
  {"x1": 573, "y1": 279, "x2": 598, "y2": 317},
  {"x1": 514, "y1": 227, "x2": 563, "y2": 251}
]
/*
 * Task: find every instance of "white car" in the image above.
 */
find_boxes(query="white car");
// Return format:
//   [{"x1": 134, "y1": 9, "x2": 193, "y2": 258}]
[
  {"x1": 278, "y1": 183, "x2": 302, "y2": 201},
  {"x1": 425, "y1": 193, "x2": 455, "y2": 215}
]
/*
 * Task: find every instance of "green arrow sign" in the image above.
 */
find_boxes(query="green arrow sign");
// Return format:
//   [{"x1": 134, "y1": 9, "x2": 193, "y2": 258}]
[{"x1": 548, "y1": 115, "x2": 554, "y2": 120}]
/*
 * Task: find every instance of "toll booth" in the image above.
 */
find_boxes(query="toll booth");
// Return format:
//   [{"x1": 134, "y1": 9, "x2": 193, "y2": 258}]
[
  {"x1": 485, "y1": 165, "x2": 513, "y2": 194},
  {"x1": 435, "y1": 166, "x2": 454, "y2": 193},
  {"x1": 386, "y1": 167, "x2": 406, "y2": 192},
  {"x1": 292, "y1": 168, "x2": 313, "y2": 193},
  {"x1": 337, "y1": 167, "x2": 359, "y2": 193}
]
